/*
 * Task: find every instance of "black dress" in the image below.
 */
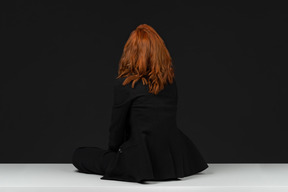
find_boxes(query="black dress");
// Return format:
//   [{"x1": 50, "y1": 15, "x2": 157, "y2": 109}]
[{"x1": 72, "y1": 77, "x2": 209, "y2": 183}]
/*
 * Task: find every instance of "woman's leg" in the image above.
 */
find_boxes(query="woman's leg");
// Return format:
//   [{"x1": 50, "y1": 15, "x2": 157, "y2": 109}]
[{"x1": 72, "y1": 146, "x2": 116, "y2": 175}]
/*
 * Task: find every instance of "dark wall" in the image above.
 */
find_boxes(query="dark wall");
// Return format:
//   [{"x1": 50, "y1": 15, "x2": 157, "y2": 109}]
[{"x1": 0, "y1": 2, "x2": 287, "y2": 162}]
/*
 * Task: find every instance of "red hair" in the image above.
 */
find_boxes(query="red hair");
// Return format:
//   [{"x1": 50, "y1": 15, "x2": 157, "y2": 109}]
[{"x1": 116, "y1": 24, "x2": 175, "y2": 95}]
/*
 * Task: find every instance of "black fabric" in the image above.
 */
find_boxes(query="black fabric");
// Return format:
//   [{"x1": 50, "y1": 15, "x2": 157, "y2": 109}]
[
  {"x1": 72, "y1": 77, "x2": 209, "y2": 183},
  {"x1": 72, "y1": 146, "x2": 116, "y2": 175}
]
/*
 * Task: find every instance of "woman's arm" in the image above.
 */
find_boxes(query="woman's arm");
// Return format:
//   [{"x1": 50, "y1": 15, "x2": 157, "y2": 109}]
[{"x1": 107, "y1": 78, "x2": 132, "y2": 152}]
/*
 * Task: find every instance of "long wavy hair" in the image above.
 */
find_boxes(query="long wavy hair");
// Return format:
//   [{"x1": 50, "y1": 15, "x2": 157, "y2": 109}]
[{"x1": 116, "y1": 24, "x2": 175, "y2": 95}]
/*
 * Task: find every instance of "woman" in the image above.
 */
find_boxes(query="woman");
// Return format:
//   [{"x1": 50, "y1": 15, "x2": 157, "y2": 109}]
[{"x1": 72, "y1": 24, "x2": 209, "y2": 183}]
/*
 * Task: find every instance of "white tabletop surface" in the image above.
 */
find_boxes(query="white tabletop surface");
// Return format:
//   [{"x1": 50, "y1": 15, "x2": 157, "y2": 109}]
[{"x1": 0, "y1": 163, "x2": 287, "y2": 192}]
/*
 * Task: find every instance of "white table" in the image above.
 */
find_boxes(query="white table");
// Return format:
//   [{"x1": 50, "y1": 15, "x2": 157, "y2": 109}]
[{"x1": 0, "y1": 163, "x2": 287, "y2": 192}]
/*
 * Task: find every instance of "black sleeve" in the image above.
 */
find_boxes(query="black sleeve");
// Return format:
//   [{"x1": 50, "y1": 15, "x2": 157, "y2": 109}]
[{"x1": 107, "y1": 79, "x2": 133, "y2": 152}]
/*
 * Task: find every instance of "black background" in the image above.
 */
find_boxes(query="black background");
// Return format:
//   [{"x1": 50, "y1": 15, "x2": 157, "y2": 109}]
[{"x1": 0, "y1": 1, "x2": 287, "y2": 162}]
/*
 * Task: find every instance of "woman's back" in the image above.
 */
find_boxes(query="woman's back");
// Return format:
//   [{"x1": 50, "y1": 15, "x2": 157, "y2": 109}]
[
  {"x1": 128, "y1": 77, "x2": 178, "y2": 138},
  {"x1": 100, "y1": 77, "x2": 209, "y2": 182}
]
